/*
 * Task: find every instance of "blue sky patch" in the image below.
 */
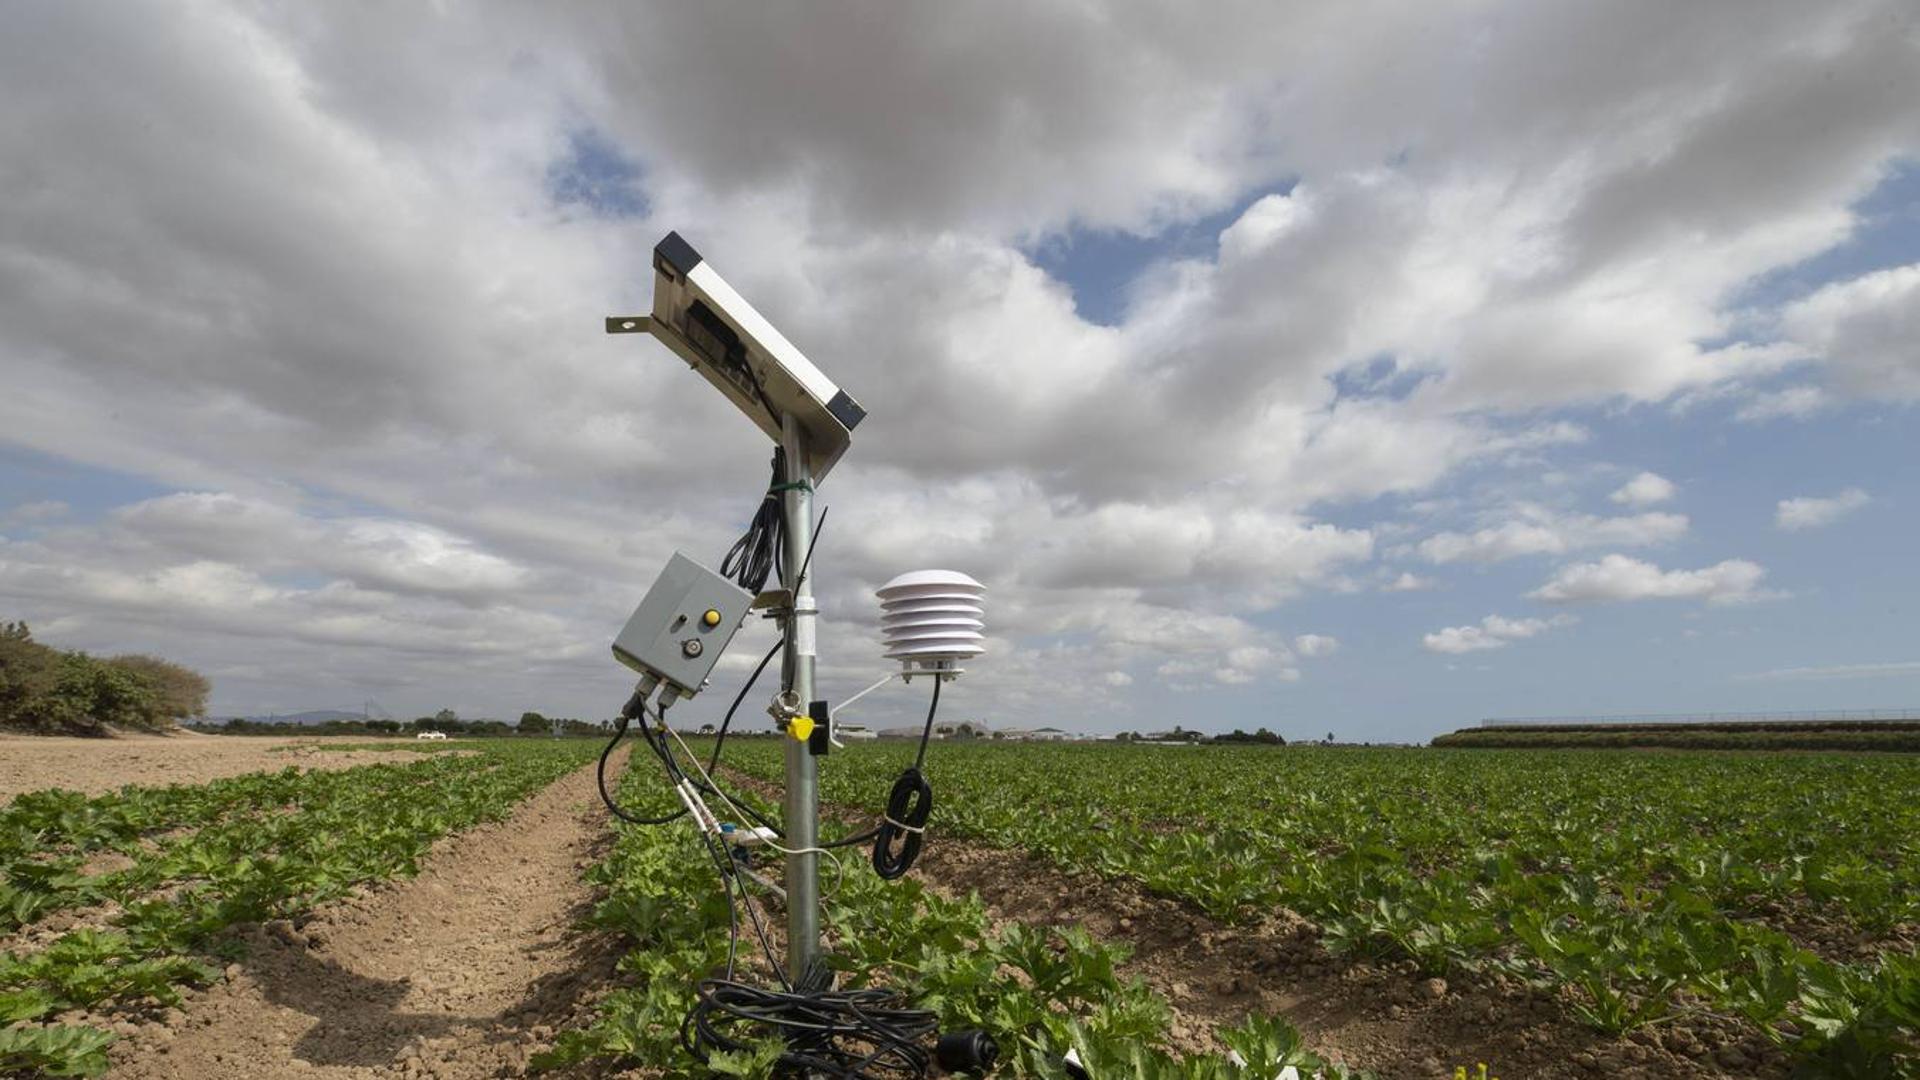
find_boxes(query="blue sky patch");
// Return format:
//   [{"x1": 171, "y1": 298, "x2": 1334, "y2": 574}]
[
  {"x1": 1026, "y1": 183, "x2": 1297, "y2": 326},
  {"x1": 547, "y1": 129, "x2": 649, "y2": 218},
  {"x1": 1733, "y1": 158, "x2": 1920, "y2": 311}
]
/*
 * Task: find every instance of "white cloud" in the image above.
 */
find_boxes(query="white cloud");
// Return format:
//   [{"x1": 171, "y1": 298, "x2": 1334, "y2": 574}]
[
  {"x1": 1416, "y1": 507, "x2": 1688, "y2": 564},
  {"x1": 1422, "y1": 613, "x2": 1574, "y2": 654},
  {"x1": 1781, "y1": 263, "x2": 1920, "y2": 400},
  {"x1": 1528, "y1": 554, "x2": 1770, "y2": 605},
  {"x1": 1002, "y1": 499, "x2": 1374, "y2": 606},
  {"x1": 1775, "y1": 488, "x2": 1870, "y2": 531},
  {"x1": 1157, "y1": 645, "x2": 1297, "y2": 687},
  {"x1": 115, "y1": 493, "x2": 536, "y2": 605},
  {"x1": 1383, "y1": 571, "x2": 1436, "y2": 592},
  {"x1": 1609, "y1": 471, "x2": 1677, "y2": 506},
  {"x1": 1, "y1": 501, "x2": 68, "y2": 528},
  {"x1": 0, "y1": 3, "x2": 1913, "y2": 725},
  {"x1": 1736, "y1": 385, "x2": 1831, "y2": 422},
  {"x1": 1293, "y1": 633, "x2": 1340, "y2": 658},
  {"x1": 1741, "y1": 660, "x2": 1920, "y2": 681}
]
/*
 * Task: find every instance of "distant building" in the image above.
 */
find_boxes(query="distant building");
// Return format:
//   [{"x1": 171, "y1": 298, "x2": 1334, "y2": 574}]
[
  {"x1": 837, "y1": 723, "x2": 878, "y2": 741},
  {"x1": 995, "y1": 726, "x2": 1076, "y2": 742},
  {"x1": 1143, "y1": 727, "x2": 1206, "y2": 744},
  {"x1": 878, "y1": 720, "x2": 990, "y2": 740}
]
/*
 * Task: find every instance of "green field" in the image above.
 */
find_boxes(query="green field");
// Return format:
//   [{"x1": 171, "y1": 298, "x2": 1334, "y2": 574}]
[
  {"x1": 700, "y1": 740, "x2": 1920, "y2": 1076},
  {"x1": 0, "y1": 741, "x2": 598, "y2": 1076},
  {"x1": 545, "y1": 737, "x2": 1374, "y2": 1079},
  {"x1": 6, "y1": 738, "x2": 1917, "y2": 1077}
]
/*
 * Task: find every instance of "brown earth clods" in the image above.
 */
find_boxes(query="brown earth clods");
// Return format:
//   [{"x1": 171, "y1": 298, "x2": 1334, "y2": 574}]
[
  {"x1": 0, "y1": 731, "x2": 462, "y2": 803},
  {"x1": 916, "y1": 839, "x2": 1786, "y2": 1080},
  {"x1": 98, "y1": 754, "x2": 628, "y2": 1079},
  {"x1": 14, "y1": 740, "x2": 1810, "y2": 1079},
  {"x1": 719, "y1": 767, "x2": 1789, "y2": 1080}
]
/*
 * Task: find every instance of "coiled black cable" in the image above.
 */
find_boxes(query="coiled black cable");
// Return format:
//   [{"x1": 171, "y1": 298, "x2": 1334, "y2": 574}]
[
  {"x1": 682, "y1": 972, "x2": 937, "y2": 1080},
  {"x1": 720, "y1": 449, "x2": 788, "y2": 593},
  {"x1": 872, "y1": 679, "x2": 940, "y2": 879}
]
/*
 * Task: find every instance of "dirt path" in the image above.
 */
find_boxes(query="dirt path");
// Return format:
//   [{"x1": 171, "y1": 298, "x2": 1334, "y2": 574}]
[
  {"x1": 107, "y1": 753, "x2": 627, "y2": 1079},
  {"x1": 0, "y1": 732, "x2": 468, "y2": 803}
]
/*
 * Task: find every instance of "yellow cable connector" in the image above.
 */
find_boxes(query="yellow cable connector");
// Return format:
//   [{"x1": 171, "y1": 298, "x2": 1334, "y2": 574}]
[{"x1": 789, "y1": 715, "x2": 816, "y2": 742}]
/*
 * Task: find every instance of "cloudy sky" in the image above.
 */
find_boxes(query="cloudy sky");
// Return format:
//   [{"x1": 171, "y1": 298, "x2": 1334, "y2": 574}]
[{"x1": 2, "y1": 2, "x2": 1917, "y2": 740}]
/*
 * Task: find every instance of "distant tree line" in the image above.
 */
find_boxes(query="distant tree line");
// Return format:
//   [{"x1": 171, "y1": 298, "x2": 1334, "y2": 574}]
[
  {"x1": 514, "y1": 711, "x2": 613, "y2": 737},
  {"x1": 1212, "y1": 727, "x2": 1288, "y2": 745},
  {"x1": 0, "y1": 621, "x2": 210, "y2": 735},
  {"x1": 1111, "y1": 726, "x2": 1286, "y2": 745},
  {"x1": 197, "y1": 717, "x2": 413, "y2": 736},
  {"x1": 188, "y1": 709, "x2": 614, "y2": 738}
]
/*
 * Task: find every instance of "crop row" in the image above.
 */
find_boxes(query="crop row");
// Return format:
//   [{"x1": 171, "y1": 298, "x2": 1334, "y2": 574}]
[
  {"x1": 547, "y1": 745, "x2": 1375, "y2": 1078},
  {"x1": 0, "y1": 741, "x2": 599, "y2": 1077},
  {"x1": 721, "y1": 741, "x2": 1920, "y2": 1076}
]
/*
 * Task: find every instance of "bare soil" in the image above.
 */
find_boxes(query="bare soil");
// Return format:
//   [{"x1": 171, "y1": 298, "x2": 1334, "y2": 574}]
[
  {"x1": 722, "y1": 767, "x2": 1788, "y2": 1080},
  {"x1": 917, "y1": 838, "x2": 1786, "y2": 1079},
  {"x1": 101, "y1": 753, "x2": 627, "y2": 1079},
  {"x1": 0, "y1": 731, "x2": 460, "y2": 803}
]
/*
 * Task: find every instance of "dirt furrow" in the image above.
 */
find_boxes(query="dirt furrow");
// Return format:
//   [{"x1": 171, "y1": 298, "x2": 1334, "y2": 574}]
[
  {"x1": 106, "y1": 753, "x2": 628, "y2": 1079},
  {"x1": 925, "y1": 839, "x2": 1802, "y2": 1079},
  {"x1": 718, "y1": 766, "x2": 1783, "y2": 1079}
]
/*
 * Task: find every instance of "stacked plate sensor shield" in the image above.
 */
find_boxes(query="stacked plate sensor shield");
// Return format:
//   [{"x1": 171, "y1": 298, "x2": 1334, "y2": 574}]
[{"x1": 879, "y1": 570, "x2": 985, "y2": 679}]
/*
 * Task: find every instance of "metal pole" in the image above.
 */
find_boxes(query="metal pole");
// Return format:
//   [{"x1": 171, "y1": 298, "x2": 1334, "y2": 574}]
[{"x1": 779, "y1": 413, "x2": 820, "y2": 978}]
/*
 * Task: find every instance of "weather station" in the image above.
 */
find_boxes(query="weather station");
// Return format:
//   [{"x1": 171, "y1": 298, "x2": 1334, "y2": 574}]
[{"x1": 599, "y1": 232, "x2": 997, "y2": 1078}]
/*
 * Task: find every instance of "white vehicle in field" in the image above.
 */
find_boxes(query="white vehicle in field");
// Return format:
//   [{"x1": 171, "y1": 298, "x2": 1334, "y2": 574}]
[{"x1": 415, "y1": 730, "x2": 448, "y2": 741}]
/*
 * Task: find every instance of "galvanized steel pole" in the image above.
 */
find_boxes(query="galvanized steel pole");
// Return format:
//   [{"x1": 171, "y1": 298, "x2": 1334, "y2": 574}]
[{"x1": 779, "y1": 413, "x2": 820, "y2": 978}]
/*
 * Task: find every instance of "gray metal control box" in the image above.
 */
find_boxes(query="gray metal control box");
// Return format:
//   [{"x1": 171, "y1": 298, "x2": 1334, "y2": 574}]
[{"x1": 612, "y1": 551, "x2": 754, "y2": 696}]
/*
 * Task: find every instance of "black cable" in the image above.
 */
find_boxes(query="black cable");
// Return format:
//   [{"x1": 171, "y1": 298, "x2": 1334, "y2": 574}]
[
  {"x1": 598, "y1": 657, "x2": 940, "y2": 1074},
  {"x1": 698, "y1": 501, "x2": 826, "y2": 834},
  {"x1": 820, "y1": 822, "x2": 884, "y2": 850},
  {"x1": 659, "y1": 717, "x2": 792, "y2": 990},
  {"x1": 699, "y1": 774, "x2": 785, "y2": 838},
  {"x1": 598, "y1": 634, "x2": 788, "y2": 836},
  {"x1": 871, "y1": 770, "x2": 931, "y2": 880},
  {"x1": 655, "y1": 704, "x2": 761, "y2": 986},
  {"x1": 793, "y1": 504, "x2": 828, "y2": 597},
  {"x1": 721, "y1": 450, "x2": 787, "y2": 594},
  {"x1": 872, "y1": 679, "x2": 940, "y2": 880},
  {"x1": 912, "y1": 677, "x2": 941, "y2": 773},
  {"x1": 682, "y1": 977, "x2": 937, "y2": 1080},
  {"x1": 597, "y1": 707, "x2": 687, "y2": 826},
  {"x1": 708, "y1": 637, "x2": 783, "y2": 775}
]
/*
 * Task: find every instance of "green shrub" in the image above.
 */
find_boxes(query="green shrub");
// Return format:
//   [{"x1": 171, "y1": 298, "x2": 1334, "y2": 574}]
[{"x1": 0, "y1": 621, "x2": 207, "y2": 734}]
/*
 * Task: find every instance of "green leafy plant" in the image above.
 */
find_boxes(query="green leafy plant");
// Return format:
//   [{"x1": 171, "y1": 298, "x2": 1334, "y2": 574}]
[
  {"x1": 542, "y1": 743, "x2": 1369, "y2": 1078},
  {"x1": 2, "y1": 741, "x2": 602, "y2": 1067},
  {"x1": 0, "y1": 1024, "x2": 115, "y2": 1078},
  {"x1": 718, "y1": 738, "x2": 1920, "y2": 1073}
]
